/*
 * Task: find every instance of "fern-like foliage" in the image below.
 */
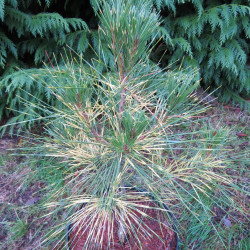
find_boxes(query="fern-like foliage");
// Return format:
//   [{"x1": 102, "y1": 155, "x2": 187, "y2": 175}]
[
  {"x1": 0, "y1": 68, "x2": 52, "y2": 133},
  {"x1": 152, "y1": 0, "x2": 250, "y2": 109},
  {"x1": 0, "y1": 62, "x2": 87, "y2": 134},
  {"x1": 0, "y1": 0, "x2": 90, "y2": 124},
  {"x1": 0, "y1": 2, "x2": 89, "y2": 69}
]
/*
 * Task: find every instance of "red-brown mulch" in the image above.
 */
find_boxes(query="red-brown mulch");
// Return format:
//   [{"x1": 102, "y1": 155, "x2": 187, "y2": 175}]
[{"x1": 69, "y1": 201, "x2": 177, "y2": 250}]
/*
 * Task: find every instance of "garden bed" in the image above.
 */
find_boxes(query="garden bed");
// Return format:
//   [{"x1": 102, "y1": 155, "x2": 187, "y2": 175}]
[{"x1": 0, "y1": 101, "x2": 249, "y2": 249}]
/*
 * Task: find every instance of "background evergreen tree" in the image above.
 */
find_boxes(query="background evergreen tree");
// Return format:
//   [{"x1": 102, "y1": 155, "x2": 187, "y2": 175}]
[
  {"x1": 0, "y1": 0, "x2": 249, "y2": 133},
  {"x1": 0, "y1": 0, "x2": 91, "y2": 127},
  {"x1": 152, "y1": 0, "x2": 250, "y2": 108}
]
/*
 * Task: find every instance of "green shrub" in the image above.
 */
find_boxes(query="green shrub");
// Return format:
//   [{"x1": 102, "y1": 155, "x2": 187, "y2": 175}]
[
  {"x1": 0, "y1": 0, "x2": 89, "y2": 123},
  {"x1": 0, "y1": 0, "x2": 89, "y2": 70},
  {"x1": 151, "y1": 0, "x2": 250, "y2": 108}
]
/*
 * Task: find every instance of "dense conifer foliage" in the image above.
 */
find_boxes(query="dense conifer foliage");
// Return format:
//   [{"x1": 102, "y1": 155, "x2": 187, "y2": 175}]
[
  {"x1": 0, "y1": 0, "x2": 249, "y2": 130},
  {"x1": 152, "y1": 0, "x2": 250, "y2": 108},
  {"x1": 0, "y1": 0, "x2": 92, "y2": 124}
]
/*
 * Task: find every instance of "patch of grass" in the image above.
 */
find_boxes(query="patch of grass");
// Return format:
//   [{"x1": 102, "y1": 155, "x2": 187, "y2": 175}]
[
  {"x1": 0, "y1": 152, "x2": 64, "y2": 249},
  {"x1": 178, "y1": 104, "x2": 249, "y2": 249},
  {"x1": 8, "y1": 218, "x2": 29, "y2": 241}
]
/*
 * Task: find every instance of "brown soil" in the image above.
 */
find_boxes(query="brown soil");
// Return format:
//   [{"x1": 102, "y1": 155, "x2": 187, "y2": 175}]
[{"x1": 68, "y1": 201, "x2": 177, "y2": 250}]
